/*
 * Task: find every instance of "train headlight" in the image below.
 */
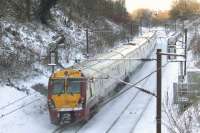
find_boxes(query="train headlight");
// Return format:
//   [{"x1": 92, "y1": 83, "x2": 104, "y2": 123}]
[{"x1": 48, "y1": 99, "x2": 55, "y2": 110}]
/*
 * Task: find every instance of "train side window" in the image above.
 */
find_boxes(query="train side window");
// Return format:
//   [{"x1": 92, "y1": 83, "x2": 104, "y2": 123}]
[
  {"x1": 101, "y1": 79, "x2": 104, "y2": 88},
  {"x1": 119, "y1": 64, "x2": 122, "y2": 74},
  {"x1": 89, "y1": 79, "x2": 96, "y2": 98},
  {"x1": 117, "y1": 65, "x2": 120, "y2": 74},
  {"x1": 87, "y1": 87, "x2": 91, "y2": 100},
  {"x1": 95, "y1": 80, "x2": 99, "y2": 91},
  {"x1": 112, "y1": 67, "x2": 115, "y2": 76},
  {"x1": 119, "y1": 65, "x2": 122, "y2": 74},
  {"x1": 89, "y1": 82, "x2": 93, "y2": 97},
  {"x1": 98, "y1": 80, "x2": 101, "y2": 90}
]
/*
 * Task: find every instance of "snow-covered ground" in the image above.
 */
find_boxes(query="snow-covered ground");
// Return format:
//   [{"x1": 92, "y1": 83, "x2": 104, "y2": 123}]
[{"x1": 0, "y1": 75, "x2": 57, "y2": 133}]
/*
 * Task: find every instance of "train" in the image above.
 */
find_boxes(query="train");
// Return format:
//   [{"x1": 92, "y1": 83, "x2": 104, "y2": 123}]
[{"x1": 47, "y1": 31, "x2": 157, "y2": 125}]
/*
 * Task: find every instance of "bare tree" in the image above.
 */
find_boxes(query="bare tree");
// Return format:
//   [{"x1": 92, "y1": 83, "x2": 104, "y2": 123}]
[
  {"x1": 39, "y1": 0, "x2": 57, "y2": 24},
  {"x1": 170, "y1": 0, "x2": 200, "y2": 19},
  {"x1": 163, "y1": 93, "x2": 193, "y2": 133},
  {"x1": 25, "y1": 0, "x2": 31, "y2": 22}
]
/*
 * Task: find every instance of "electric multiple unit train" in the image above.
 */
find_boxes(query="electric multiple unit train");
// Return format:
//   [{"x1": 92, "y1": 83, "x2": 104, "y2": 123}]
[{"x1": 48, "y1": 32, "x2": 157, "y2": 125}]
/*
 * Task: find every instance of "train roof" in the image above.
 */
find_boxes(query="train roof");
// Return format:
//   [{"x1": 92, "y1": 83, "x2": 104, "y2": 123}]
[
  {"x1": 50, "y1": 68, "x2": 82, "y2": 79},
  {"x1": 73, "y1": 32, "x2": 156, "y2": 78}
]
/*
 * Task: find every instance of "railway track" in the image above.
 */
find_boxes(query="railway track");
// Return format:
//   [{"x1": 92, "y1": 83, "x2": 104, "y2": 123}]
[
  {"x1": 130, "y1": 95, "x2": 154, "y2": 133},
  {"x1": 105, "y1": 72, "x2": 155, "y2": 133},
  {"x1": 104, "y1": 56, "x2": 157, "y2": 133},
  {"x1": 52, "y1": 121, "x2": 85, "y2": 133},
  {"x1": 105, "y1": 91, "x2": 141, "y2": 133}
]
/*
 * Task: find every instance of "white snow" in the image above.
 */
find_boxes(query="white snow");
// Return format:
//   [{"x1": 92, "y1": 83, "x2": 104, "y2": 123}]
[{"x1": 0, "y1": 79, "x2": 56, "y2": 133}]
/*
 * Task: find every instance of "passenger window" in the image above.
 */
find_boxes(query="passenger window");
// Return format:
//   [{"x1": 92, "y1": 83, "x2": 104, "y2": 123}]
[
  {"x1": 89, "y1": 83, "x2": 93, "y2": 97},
  {"x1": 101, "y1": 80, "x2": 103, "y2": 88}
]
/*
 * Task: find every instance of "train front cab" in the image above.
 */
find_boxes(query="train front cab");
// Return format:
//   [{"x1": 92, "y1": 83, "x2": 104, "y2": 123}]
[{"x1": 47, "y1": 69, "x2": 87, "y2": 125}]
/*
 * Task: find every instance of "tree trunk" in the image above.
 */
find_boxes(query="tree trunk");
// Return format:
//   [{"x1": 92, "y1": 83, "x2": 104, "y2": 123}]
[{"x1": 26, "y1": 0, "x2": 31, "y2": 22}]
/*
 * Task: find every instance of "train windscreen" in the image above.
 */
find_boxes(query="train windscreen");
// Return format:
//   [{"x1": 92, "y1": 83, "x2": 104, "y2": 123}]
[
  {"x1": 67, "y1": 78, "x2": 80, "y2": 93},
  {"x1": 52, "y1": 79, "x2": 65, "y2": 94}
]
